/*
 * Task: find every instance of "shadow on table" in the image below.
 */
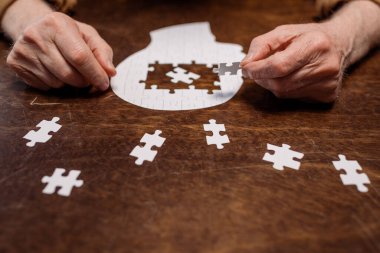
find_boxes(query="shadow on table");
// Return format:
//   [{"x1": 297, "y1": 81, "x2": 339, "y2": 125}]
[{"x1": 240, "y1": 81, "x2": 334, "y2": 113}]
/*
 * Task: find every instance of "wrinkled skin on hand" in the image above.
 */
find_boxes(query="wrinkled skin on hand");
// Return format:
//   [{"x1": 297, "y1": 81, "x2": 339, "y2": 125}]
[
  {"x1": 241, "y1": 23, "x2": 346, "y2": 103},
  {"x1": 7, "y1": 12, "x2": 116, "y2": 91}
]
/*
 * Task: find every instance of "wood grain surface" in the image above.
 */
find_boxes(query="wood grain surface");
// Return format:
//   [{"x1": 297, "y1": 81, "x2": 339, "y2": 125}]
[{"x1": 0, "y1": 0, "x2": 379, "y2": 252}]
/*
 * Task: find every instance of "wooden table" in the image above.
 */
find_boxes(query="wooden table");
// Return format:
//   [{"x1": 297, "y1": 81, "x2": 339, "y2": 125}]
[{"x1": 0, "y1": 0, "x2": 379, "y2": 252}]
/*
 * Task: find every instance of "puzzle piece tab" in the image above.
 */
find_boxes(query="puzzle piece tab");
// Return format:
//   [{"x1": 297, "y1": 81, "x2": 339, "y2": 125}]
[
  {"x1": 263, "y1": 144, "x2": 304, "y2": 170},
  {"x1": 332, "y1": 154, "x2": 370, "y2": 192},
  {"x1": 41, "y1": 168, "x2": 83, "y2": 197},
  {"x1": 203, "y1": 119, "x2": 230, "y2": 149},
  {"x1": 166, "y1": 67, "x2": 200, "y2": 84},
  {"x1": 213, "y1": 62, "x2": 241, "y2": 76},
  {"x1": 130, "y1": 130, "x2": 166, "y2": 165},
  {"x1": 23, "y1": 117, "x2": 62, "y2": 147}
]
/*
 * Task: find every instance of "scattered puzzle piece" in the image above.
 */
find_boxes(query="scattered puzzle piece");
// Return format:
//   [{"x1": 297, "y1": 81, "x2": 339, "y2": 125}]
[
  {"x1": 332, "y1": 154, "x2": 370, "y2": 192},
  {"x1": 130, "y1": 130, "x2": 166, "y2": 165},
  {"x1": 213, "y1": 62, "x2": 241, "y2": 76},
  {"x1": 203, "y1": 119, "x2": 230, "y2": 149},
  {"x1": 166, "y1": 67, "x2": 200, "y2": 84},
  {"x1": 263, "y1": 144, "x2": 304, "y2": 170},
  {"x1": 23, "y1": 117, "x2": 62, "y2": 147},
  {"x1": 41, "y1": 168, "x2": 83, "y2": 197}
]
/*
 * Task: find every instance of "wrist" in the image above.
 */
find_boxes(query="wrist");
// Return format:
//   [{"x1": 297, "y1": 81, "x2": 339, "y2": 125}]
[
  {"x1": 1, "y1": 0, "x2": 53, "y2": 40},
  {"x1": 318, "y1": 18, "x2": 354, "y2": 69},
  {"x1": 319, "y1": 1, "x2": 380, "y2": 66}
]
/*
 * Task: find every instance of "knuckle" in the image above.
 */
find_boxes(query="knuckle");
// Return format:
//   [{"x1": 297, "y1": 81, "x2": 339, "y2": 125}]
[
  {"x1": 311, "y1": 32, "x2": 331, "y2": 51},
  {"x1": 6, "y1": 53, "x2": 16, "y2": 66},
  {"x1": 250, "y1": 36, "x2": 263, "y2": 47},
  {"x1": 268, "y1": 79, "x2": 290, "y2": 98},
  {"x1": 21, "y1": 26, "x2": 40, "y2": 43},
  {"x1": 42, "y1": 12, "x2": 65, "y2": 27},
  {"x1": 327, "y1": 57, "x2": 342, "y2": 76},
  {"x1": 274, "y1": 25, "x2": 289, "y2": 31},
  {"x1": 61, "y1": 70, "x2": 75, "y2": 81},
  {"x1": 86, "y1": 25, "x2": 98, "y2": 34},
  {"x1": 8, "y1": 42, "x2": 28, "y2": 58},
  {"x1": 271, "y1": 60, "x2": 288, "y2": 76},
  {"x1": 70, "y1": 48, "x2": 90, "y2": 66}
]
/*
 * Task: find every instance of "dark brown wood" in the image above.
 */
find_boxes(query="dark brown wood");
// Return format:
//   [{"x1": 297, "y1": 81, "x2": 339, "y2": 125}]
[{"x1": 0, "y1": 0, "x2": 379, "y2": 252}]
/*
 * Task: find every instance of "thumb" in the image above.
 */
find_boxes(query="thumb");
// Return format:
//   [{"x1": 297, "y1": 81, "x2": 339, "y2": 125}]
[
  {"x1": 78, "y1": 23, "x2": 116, "y2": 77},
  {"x1": 241, "y1": 28, "x2": 297, "y2": 66}
]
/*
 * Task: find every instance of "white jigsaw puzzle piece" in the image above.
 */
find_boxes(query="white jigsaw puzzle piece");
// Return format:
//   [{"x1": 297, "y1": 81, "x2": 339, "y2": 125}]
[
  {"x1": 263, "y1": 144, "x2": 304, "y2": 170},
  {"x1": 24, "y1": 117, "x2": 62, "y2": 147},
  {"x1": 166, "y1": 67, "x2": 200, "y2": 84},
  {"x1": 332, "y1": 154, "x2": 370, "y2": 192},
  {"x1": 130, "y1": 130, "x2": 166, "y2": 165},
  {"x1": 203, "y1": 119, "x2": 230, "y2": 149},
  {"x1": 41, "y1": 168, "x2": 83, "y2": 197}
]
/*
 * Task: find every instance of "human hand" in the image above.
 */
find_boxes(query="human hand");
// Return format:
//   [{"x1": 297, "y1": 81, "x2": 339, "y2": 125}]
[
  {"x1": 241, "y1": 23, "x2": 346, "y2": 103},
  {"x1": 4, "y1": 3, "x2": 116, "y2": 91},
  {"x1": 241, "y1": 1, "x2": 380, "y2": 103}
]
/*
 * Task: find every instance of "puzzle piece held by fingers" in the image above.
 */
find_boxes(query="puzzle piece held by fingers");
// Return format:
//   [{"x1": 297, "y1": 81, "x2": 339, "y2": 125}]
[
  {"x1": 130, "y1": 130, "x2": 166, "y2": 165},
  {"x1": 213, "y1": 62, "x2": 241, "y2": 76}
]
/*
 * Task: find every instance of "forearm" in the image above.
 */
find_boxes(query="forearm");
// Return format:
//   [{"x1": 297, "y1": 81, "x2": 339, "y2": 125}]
[
  {"x1": 321, "y1": 0, "x2": 380, "y2": 67},
  {"x1": 1, "y1": 0, "x2": 53, "y2": 40}
]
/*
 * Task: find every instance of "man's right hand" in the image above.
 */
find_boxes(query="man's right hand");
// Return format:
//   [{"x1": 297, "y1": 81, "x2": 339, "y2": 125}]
[{"x1": 2, "y1": 0, "x2": 116, "y2": 91}]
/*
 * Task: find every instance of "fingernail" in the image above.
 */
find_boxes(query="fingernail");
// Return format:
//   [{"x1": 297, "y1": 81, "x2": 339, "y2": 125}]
[
  {"x1": 100, "y1": 79, "x2": 110, "y2": 91},
  {"x1": 108, "y1": 61, "x2": 117, "y2": 76},
  {"x1": 241, "y1": 52, "x2": 255, "y2": 66}
]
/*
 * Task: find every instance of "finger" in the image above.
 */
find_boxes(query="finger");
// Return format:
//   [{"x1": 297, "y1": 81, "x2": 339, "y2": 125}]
[
  {"x1": 8, "y1": 45, "x2": 65, "y2": 89},
  {"x1": 243, "y1": 35, "x2": 316, "y2": 80},
  {"x1": 285, "y1": 80, "x2": 339, "y2": 103},
  {"x1": 257, "y1": 78, "x2": 339, "y2": 103},
  {"x1": 39, "y1": 42, "x2": 88, "y2": 88},
  {"x1": 7, "y1": 50, "x2": 51, "y2": 90},
  {"x1": 17, "y1": 69, "x2": 51, "y2": 91},
  {"x1": 241, "y1": 28, "x2": 298, "y2": 65},
  {"x1": 78, "y1": 23, "x2": 116, "y2": 77},
  {"x1": 33, "y1": 64, "x2": 65, "y2": 89},
  {"x1": 53, "y1": 21, "x2": 110, "y2": 91},
  {"x1": 255, "y1": 59, "x2": 341, "y2": 93}
]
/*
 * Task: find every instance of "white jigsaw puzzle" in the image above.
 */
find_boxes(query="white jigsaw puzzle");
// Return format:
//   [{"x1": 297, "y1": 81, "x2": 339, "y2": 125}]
[
  {"x1": 111, "y1": 22, "x2": 245, "y2": 111},
  {"x1": 23, "y1": 117, "x2": 62, "y2": 147},
  {"x1": 166, "y1": 67, "x2": 200, "y2": 84},
  {"x1": 203, "y1": 119, "x2": 230, "y2": 149},
  {"x1": 41, "y1": 168, "x2": 83, "y2": 197},
  {"x1": 332, "y1": 154, "x2": 370, "y2": 192},
  {"x1": 130, "y1": 130, "x2": 166, "y2": 165},
  {"x1": 263, "y1": 143, "x2": 304, "y2": 170}
]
